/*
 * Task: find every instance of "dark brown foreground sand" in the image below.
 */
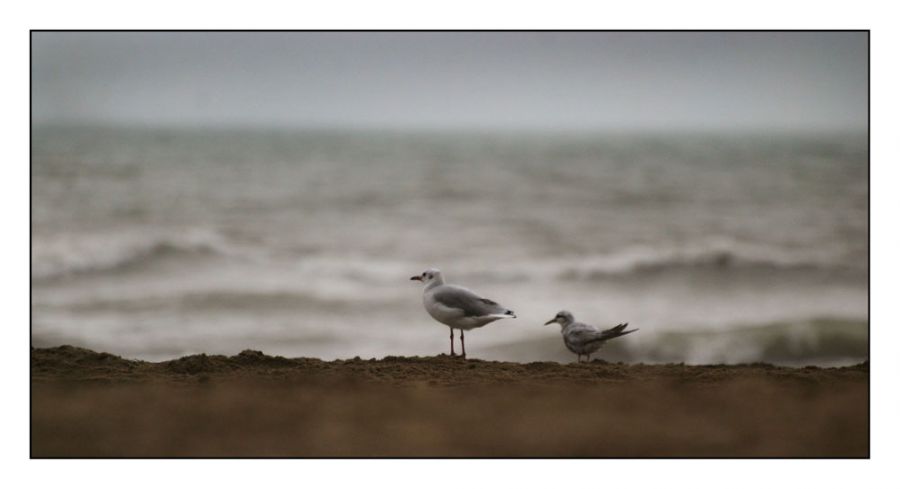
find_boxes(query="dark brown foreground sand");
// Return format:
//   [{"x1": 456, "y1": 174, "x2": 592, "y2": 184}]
[{"x1": 31, "y1": 346, "x2": 868, "y2": 457}]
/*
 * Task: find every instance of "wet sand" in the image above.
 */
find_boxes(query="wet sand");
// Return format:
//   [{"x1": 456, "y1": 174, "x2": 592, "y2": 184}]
[{"x1": 31, "y1": 346, "x2": 868, "y2": 457}]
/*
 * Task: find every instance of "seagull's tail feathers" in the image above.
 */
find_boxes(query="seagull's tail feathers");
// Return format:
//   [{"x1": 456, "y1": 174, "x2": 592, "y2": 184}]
[{"x1": 487, "y1": 309, "x2": 516, "y2": 319}]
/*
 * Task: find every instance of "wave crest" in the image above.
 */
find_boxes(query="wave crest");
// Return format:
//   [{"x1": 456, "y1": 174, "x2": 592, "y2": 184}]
[
  {"x1": 32, "y1": 229, "x2": 230, "y2": 281},
  {"x1": 553, "y1": 242, "x2": 858, "y2": 281}
]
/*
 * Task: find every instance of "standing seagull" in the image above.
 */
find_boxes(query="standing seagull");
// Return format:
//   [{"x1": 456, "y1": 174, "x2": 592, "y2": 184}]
[
  {"x1": 544, "y1": 310, "x2": 638, "y2": 363},
  {"x1": 410, "y1": 268, "x2": 516, "y2": 357}
]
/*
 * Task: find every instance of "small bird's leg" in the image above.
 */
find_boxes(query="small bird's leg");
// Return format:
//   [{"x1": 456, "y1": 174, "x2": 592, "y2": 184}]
[
  {"x1": 577, "y1": 354, "x2": 581, "y2": 363},
  {"x1": 450, "y1": 329, "x2": 455, "y2": 356},
  {"x1": 586, "y1": 353, "x2": 591, "y2": 362},
  {"x1": 460, "y1": 330, "x2": 466, "y2": 358}
]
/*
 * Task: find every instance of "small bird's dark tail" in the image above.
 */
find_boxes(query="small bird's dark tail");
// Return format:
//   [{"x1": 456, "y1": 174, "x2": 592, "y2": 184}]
[{"x1": 599, "y1": 323, "x2": 638, "y2": 341}]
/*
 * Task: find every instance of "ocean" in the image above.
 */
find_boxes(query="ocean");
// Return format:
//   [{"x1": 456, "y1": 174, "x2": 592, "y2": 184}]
[{"x1": 30, "y1": 126, "x2": 869, "y2": 365}]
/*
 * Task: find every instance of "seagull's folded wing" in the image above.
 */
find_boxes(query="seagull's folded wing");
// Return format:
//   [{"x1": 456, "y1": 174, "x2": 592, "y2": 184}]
[{"x1": 432, "y1": 285, "x2": 510, "y2": 318}]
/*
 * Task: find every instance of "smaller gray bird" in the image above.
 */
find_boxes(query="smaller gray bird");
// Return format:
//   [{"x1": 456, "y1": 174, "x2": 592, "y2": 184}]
[{"x1": 544, "y1": 310, "x2": 638, "y2": 362}]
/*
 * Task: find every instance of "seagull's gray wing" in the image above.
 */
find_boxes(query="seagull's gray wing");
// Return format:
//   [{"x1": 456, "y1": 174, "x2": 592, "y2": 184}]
[{"x1": 431, "y1": 285, "x2": 513, "y2": 318}]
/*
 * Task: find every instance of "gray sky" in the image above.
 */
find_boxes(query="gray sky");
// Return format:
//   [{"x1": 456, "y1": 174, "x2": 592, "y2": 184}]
[{"x1": 31, "y1": 31, "x2": 868, "y2": 130}]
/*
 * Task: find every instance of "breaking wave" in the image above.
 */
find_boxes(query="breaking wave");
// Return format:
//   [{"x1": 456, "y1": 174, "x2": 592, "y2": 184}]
[
  {"x1": 551, "y1": 242, "x2": 863, "y2": 281},
  {"x1": 636, "y1": 318, "x2": 869, "y2": 366},
  {"x1": 31, "y1": 230, "x2": 233, "y2": 281}
]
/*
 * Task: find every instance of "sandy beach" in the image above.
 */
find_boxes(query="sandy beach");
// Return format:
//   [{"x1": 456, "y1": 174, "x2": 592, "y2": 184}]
[{"x1": 31, "y1": 345, "x2": 868, "y2": 457}]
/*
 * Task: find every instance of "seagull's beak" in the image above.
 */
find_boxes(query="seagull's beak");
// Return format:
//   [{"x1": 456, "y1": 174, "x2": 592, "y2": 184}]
[
  {"x1": 544, "y1": 318, "x2": 557, "y2": 326},
  {"x1": 410, "y1": 275, "x2": 423, "y2": 281}
]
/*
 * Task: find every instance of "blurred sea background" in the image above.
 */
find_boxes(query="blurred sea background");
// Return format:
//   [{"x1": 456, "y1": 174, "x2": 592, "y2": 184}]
[
  {"x1": 31, "y1": 32, "x2": 868, "y2": 365},
  {"x1": 31, "y1": 126, "x2": 868, "y2": 365}
]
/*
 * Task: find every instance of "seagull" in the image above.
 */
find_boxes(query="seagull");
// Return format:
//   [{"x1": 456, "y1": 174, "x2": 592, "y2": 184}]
[
  {"x1": 410, "y1": 268, "x2": 516, "y2": 357},
  {"x1": 544, "y1": 310, "x2": 638, "y2": 363}
]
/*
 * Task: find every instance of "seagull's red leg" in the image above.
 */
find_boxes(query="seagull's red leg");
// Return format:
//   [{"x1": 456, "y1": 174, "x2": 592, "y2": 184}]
[
  {"x1": 460, "y1": 330, "x2": 466, "y2": 358},
  {"x1": 450, "y1": 329, "x2": 455, "y2": 356}
]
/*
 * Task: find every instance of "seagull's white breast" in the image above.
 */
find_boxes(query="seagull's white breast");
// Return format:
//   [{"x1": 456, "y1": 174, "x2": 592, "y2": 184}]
[{"x1": 423, "y1": 291, "x2": 463, "y2": 325}]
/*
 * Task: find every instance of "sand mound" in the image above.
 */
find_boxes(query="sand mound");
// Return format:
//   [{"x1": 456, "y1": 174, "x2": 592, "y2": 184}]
[
  {"x1": 31, "y1": 344, "x2": 867, "y2": 386},
  {"x1": 31, "y1": 346, "x2": 868, "y2": 457}
]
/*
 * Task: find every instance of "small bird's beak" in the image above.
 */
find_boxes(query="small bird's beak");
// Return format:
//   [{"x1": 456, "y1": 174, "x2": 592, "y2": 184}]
[
  {"x1": 410, "y1": 275, "x2": 423, "y2": 281},
  {"x1": 544, "y1": 318, "x2": 557, "y2": 325}
]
